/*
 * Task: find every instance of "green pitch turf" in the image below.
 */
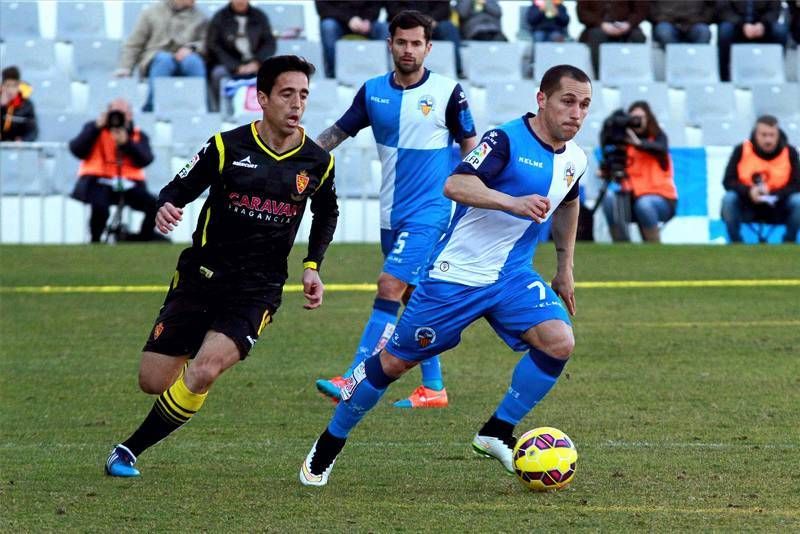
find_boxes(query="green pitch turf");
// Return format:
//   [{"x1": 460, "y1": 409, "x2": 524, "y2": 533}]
[{"x1": 1, "y1": 244, "x2": 798, "y2": 531}]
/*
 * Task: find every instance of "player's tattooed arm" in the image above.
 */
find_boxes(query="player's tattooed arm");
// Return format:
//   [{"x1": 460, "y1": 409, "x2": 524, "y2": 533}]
[{"x1": 316, "y1": 124, "x2": 349, "y2": 152}]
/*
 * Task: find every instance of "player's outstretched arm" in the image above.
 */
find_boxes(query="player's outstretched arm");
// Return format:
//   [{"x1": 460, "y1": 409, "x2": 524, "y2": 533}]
[
  {"x1": 550, "y1": 198, "x2": 579, "y2": 315},
  {"x1": 302, "y1": 268, "x2": 324, "y2": 310},
  {"x1": 155, "y1": 202, "x2": 183, "y2": 234},
  {"x1": 444, "y1": 173, "x2": 550, "y2": 222},
  {"x1": 316, "y1": 124, "x2": 349, "y2": 152}
]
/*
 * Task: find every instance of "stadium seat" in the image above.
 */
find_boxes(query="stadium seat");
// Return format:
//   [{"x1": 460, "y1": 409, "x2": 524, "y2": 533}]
[
  {"x1": 25, "y1": 73, "x2": 75, "y2": 113},
  {"x1": 665, "y1": 43, "x2": 719, "y2": 87},
  {"x1": 56, "y1": 1, "x2": 107, "y2": 40},
  {"x1": 464, "y1": 42, "x2": 525, "y2": 86},
  {"x1": 147, "y1": 146, "x2": 179, "y2": 195},
  {"x1": 750, "y1": 83, "x2": 800, "y2": 121},
  {"x1": 599, "y1": 43, "x2": 653, "y2": 85},
  {"x1": 573, "y1": 109, "x2": 605, "y2": 148},
  {"x1": 85, "y1": 76, "x2": 146, "y2": 114},
  {"x1": 0, "y1": 147, "x2": 42, "y2": 195},
  {"x1": 699, "y1": 117, "x2": 750, "y2": 146},
  {"x1": 731, "y1": 44, "x2": 785, "y2": 87},
  {"x1": 425, "y1": 41, "x2": 457, "y2": 79},
  {"x1": 0, "y1": 39, "x2": 58, "y2": 76},
  {"x1": 517, "y1": 5, "x2": 532, "y2": 41},
  {"x1": 532, "y1": 42, "x2": 594, "y2": 81},
  {"x1": 483, "y1": 81, "x2": 539, "y2": 126},
  {"x1": 660, "y1": 119, "x2": 688, "y2": 147},
  {"x1": 617, "y1": 82, "x2": 671, "y2": 124},
  {"x1": 783, "y1": 120, "x2": 800, "y2": 147},
  {"x1": 254, "y1": 3, "x2": 306, "y2": 39},
  {"x1": 300, "y1": 109, "x2": 340, "y2": 141},
  {"x1": 276, "y1": 40, "x2": 323, "y2": 74},
  {"x1": 0, "y1": 1, "x2": 40, "y2": 38},
  {"x1": 169, "y1": 113, "x2": 224, "y2": 151},
  {"x1": 71, "y1": 38, "x2": 122, "y2": 80},
  {"x1": 335, "y1": 41, "x2": 389, "y2": 87},
  {"x1": 684, "y1": 83, "x2": 737, "y2": 125},
  {"x1": 153, "y1": 77, "x2": 208, "y2": 116},
  {"x1": 333, "y1": 148, "x2": 380, "y2": 198},
  {"x1": 36, "y1": 112, "x2": 93, "y2": 143},
  {"x1": 123, "y1": 1, "x2": 157, "y2": 36},
  {"x1": 307, "y1": 78, "x2": 341, "y2": 113}
]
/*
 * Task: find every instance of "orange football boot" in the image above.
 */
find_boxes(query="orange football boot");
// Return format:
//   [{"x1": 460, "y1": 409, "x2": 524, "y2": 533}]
[{"x1": 393, "y1": 385, "x2": 449, "y2": 408}]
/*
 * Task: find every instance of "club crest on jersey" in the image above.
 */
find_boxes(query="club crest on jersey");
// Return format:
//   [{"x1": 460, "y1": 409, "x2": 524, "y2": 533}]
[
  {"x1": 564, "y1": 161, "x2": 576, "y2": 187},
  {"x1": 152, "y1": 322, "x2": 164, "y2": 340},
  {"x1": 465, "y1": 142, "x2": 492, "y2": 168},
  {"x1": 418, "y1": 95, "x2": 435, "y2": 116},
  {"x1": 415, "y1": 327, "x2": 437, "y2": 348},
  {"x1": 296, "y1": 170, "x2": 310, "y2": 194}
]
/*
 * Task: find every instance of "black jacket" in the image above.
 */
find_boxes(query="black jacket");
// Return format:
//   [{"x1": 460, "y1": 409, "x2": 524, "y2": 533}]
[
  {"x1": 315, "y1": 1, "x2": 383, "y2": 26},
  {"x1": 0, "y1": 95, "x2": 38, "y2": 141},
  {"x1": 386, "y1": 1, "x2": 452, "y2": 23},
  {"x1": 716, "y1": 0, "x2": 783, "y2": 25},
  {"x1": 206, "y1": 3, "x2": 276, "y2": 72},
  {"x1": 648, "y1": 1, "x2": 715, "y2": 28},
  {"x1": 723, "y1": 129, "x2": 800, "y2": 203}
]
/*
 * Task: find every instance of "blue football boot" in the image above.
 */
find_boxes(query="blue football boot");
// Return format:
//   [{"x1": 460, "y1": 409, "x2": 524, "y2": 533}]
[
  {"x1": 105, "y1": 444, "x2": 140, "y2": 477},
  {"x1": 315, "y1": 376, "x2": 346, "y2": 403}
]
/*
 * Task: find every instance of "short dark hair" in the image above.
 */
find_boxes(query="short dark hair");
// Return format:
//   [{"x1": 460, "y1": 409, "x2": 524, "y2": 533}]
[
  {"x1": 628, "y1": 100, "x2": 663, "y2": 139},
  {"x1": 389, "y1": 10, "x2": 433, "y2": 41},
  {"x1": 256, "y1": 55, "x2": 315, "y2": 95},
  {"x1": 756, "y1": 114, "x2": 779, "y2": 128},
  {"x1": 2, "y1": 66, "x2": 20, "y2": 82},
  {"x1": 539, "y1": 65, "x2": 591, "y2": 97}
]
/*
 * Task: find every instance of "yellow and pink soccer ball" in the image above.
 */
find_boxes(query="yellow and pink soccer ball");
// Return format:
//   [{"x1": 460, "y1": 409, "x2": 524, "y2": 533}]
[{"x1": 513, "y1": 426, "x2": 577, "y2": 492}]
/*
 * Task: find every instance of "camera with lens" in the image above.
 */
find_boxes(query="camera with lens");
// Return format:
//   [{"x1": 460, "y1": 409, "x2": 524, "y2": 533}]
[
  {"x1": 599, "y1": 109, "x2": 643, "y2": 182},
  {"x1": 106, "y1": 110, "x2": 126, "y2": 129}
]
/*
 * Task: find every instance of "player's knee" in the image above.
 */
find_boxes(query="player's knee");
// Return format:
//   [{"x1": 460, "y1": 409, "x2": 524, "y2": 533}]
[
  {"x1": 379, "y1": 350, "x2": 417, "y2": 378},
  {"x1": 138, "y1": 372, "x2": 171, "y2": 394},
  {"x1": 376, "y1": 273, "x2": 407, "y2": 301},
  {"x1": 186, "y1": 360, "x2": 223, "y2": 391},
  {"x1": 545, "y1": 331, "x2": 575, "y2": 360}
]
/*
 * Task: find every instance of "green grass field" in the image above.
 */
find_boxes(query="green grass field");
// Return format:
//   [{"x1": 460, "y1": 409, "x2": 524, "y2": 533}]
[{"x1": 1, "y1": 244, "x2": 798, "y2": 531}]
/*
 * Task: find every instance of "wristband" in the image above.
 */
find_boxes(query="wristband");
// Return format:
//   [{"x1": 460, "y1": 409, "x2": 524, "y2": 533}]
[{"x1": 303, "y1": 261, "x2": 318, "y2": 271}]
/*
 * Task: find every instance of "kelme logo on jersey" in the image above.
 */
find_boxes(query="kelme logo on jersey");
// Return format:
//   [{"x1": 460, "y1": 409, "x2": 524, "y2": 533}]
[
  {"x1": 564, "y1": 161, "x2": 576, "y2": 187},
  {"x1": 418, "y1": 95, "x2": 435, "y2": 116},
  {"x1": 296, "y1": 170, "x2": 310, "y2": 194},
  {"x1": 465, "y1": 142, "x2": 492, "y2": 169},
  {"x1": 414, "y1": 327, "x2": 437, "y2": 348}
]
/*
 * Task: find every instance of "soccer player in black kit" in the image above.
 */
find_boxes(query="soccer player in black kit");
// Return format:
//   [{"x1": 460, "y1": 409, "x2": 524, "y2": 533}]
[{"x1": 105, "y1": 55, "x2": 338, "y2": 477}]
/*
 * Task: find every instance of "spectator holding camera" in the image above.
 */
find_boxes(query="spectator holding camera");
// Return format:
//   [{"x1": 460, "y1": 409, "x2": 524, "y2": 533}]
[
  {"x1": 601, "y1": 101, "x2": 677, "y2": 243},
  {"x1": 1, "y1": 66, "x2": 38, "y2": 142},
  {"x1": 69, "y1": 99, "x2": 161, "y2": 243},
  {"x1": 721, "y1": 115, "x2": 800, "y2": 243}
]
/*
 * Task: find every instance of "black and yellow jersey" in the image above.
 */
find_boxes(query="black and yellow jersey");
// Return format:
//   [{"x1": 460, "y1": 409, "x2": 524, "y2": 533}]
[{"x1": 158, "y1": 121, "x2": 338, "y2": 291}]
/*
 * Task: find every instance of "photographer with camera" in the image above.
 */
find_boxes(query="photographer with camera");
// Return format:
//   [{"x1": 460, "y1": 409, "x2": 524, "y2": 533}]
[
  {"x1": 721, "y1": 115, "x2": 800, "y2": 243},
  {"x1": 69, "y1": 99, "x2": 161, "y2": 243},
  {"x1": 600, "y1": 101, "x2": 677, "y2": 243}
]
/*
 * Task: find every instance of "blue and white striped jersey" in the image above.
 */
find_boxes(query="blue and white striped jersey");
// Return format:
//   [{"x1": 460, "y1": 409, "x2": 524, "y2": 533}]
[
  {"x1": 336, "y1": 69, "x2": 475, "y2": 230},
  {"x1": 427, "y1": 113, "x2": 587, "y2": 287}
]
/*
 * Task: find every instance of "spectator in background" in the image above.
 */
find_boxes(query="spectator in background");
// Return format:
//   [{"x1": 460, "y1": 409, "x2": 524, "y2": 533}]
[
  {"x1": 527, "y1": 0, "x2": 570, "y2": 43},
  {"x1": 206, "y1": 0, "x2": 276, "y2": 111},
  {"x1": 0, "y1": 66, "x2": 38, "y2": 142},
  {"x1": 315, "y1": 1, "x2": 389, "y2": 79},
  {"x1": 69, "y1": 99, "x2": 161, "y2": 243},
  {"x1": 716, "y1": 0, "x2": 788, "y2": 82},
  {"x1": 649, "y1": 0, "x2": 714, "y2": 47},
  {"x1": 116, "y1": 0, "x2": 208, "y2": 111},
  {"x1": 721, "y1": 115, "x2": 800, "y2": 244},
  {"x1": 602, "y1": 101, "x2": 677, "y2": 243},
  {"x1": 456, "y1": 0, "x2": 507, "y2": 41},
  {"x1": 577, "y1": 0, "x2": 647, "y2": 76},
  {"x1": 387, "y1": 1, "x2": 464, "y2": 78},
  {"x1": 789, "y1": 2, "x2": 800, "y2": 46}
]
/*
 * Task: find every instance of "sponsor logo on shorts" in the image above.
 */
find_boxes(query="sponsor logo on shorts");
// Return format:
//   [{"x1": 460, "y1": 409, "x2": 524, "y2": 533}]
[
  {"x1": 152, "y1": 322, "x2": 164, "y2": 340},
  {"x1": 415, "y1": 327, "x2": 436, "y2": 348}
]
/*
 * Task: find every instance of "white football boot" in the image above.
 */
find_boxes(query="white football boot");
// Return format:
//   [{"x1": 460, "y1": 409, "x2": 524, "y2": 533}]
[
  {"x1": 471, "y1": 433, "x2": 516, "y2": 474},
  {"x1": 299, "y1": 439, "x2": 336, "y2": 487}
]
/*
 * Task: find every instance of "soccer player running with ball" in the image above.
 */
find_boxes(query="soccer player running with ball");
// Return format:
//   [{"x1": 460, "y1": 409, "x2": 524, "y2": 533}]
[
  {"x1": 104, "y1": 56, "x2": 339, "y2": 477},
  {"x1": 300, "y1": 64, "x2": 592, "y2": 486},
  {"x1": 314, "y1": 10, "x2": 477, "y2": 409}
]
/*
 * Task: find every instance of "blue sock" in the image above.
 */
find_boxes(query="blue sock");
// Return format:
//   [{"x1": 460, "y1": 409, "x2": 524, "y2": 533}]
[
  {"x1": 420, "y1": 356, "x2": 444, "y2": 391},
  {"x1": 329, "y1": 355, "x2": 396, "y2": 438},
  {"x1": 345, "y1": 298, "x2": 401, "y2": 377},
  {"x1": 494, "y1": 348, "x2": 567, "y2": 425}
]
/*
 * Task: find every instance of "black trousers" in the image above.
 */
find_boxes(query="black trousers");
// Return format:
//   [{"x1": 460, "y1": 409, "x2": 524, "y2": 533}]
[{"x1": 72, "y1": 177, "x2": 158, "y2": 242}]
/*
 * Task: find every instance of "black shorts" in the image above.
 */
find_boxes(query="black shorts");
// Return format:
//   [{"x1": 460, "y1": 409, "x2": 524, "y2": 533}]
[{"x1": 142, "y1": 277, "x2": 282, "y2": 360}]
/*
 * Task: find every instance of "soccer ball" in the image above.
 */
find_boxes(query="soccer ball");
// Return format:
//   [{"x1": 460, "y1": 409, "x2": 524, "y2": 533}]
[{"x1": 513, "y1": 426, "x2": 577, "y2": 492}]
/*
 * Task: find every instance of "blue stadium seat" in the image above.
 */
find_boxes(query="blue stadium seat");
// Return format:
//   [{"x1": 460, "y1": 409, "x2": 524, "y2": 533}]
[
  {"x1": 599, "y1": 43, "x2": 653, "y2": 85},
  {"x1": 122, "y1": 1, "x2": 157, "y2": 36},
  {"x1": 665, "y1": 44, "x2": 718, "y2": 87},
  {"x1": 335, "y1": 41, "x2": 389, "y2": 87},
  {"x1": 307, "y1": 78, "x2": 341, "y2": 113},
  {"x1": 25, "y1": 73, "x2": 75, "y2": 113},
  {"x1": 464, "y1": 41, "x2": 525, "y2": 86},
  {"x1": 660, "y1": 120, "x2": 688, "y2": 147},
  {"x1": 783, "y1": 119, "x2": 800, "y2": 147},
  {"x1": 425, "y1": 41, "x2": 457, "y2": 79},
  {"x1": 532, "y1": 42, "x2": 594, "y2": 81},
  {"x1": 618, "y1": 82, "x2": 670, "y2": 123},
  {"x1": 169, "y1": 113, "x2": 224, "y2": 150},
  {"x1": 0, "y1": 1, "x2": 40, "y2": 38},
  {"x1": 300, "y1": 109, "x2": 340, "y2": 141},
  {"x1": 85, "y1": 76, "x2": 146, "y2": 114},
  {"x1": 483, "y1": 81, "x2": 539, "y2": 126},
  {"x1": 684, "y1": 83, "x2": 737, "y2": 125},
  {"x1": 37, "y1": 112, "x2": 93, "y2": 143},
  {"x1": 276, "y1": 40, "x2": 323, "y2": 74},
  {"x1": 699, "y1": 117, "x2": 750, "y2": 146},
  {"x1": 71, "y1": 38, "x2": 122, "y2": 80},
  {"x1": 56, "y1": 2, "x2": 106, "y2": 40},
  {"x1": 731, "y1": 44, "x2": 785, "y2": 87},
  {"x1": 0, "y1": 147, "x2": 42, "y2": 195},
  {"x1": 573, "y1": 110, "x2": 605, "y2": 148},
  {"x1": 254, "y1": 2, "x2": 306, "y2": 39},
  {"x1": 0, "y1": 39, "x2": 58, "y2": 76},
  {"x1": 750, "y1": 83, "x2": 800, "y2": 121},
  {"x1": 153, "y1": 77, "x2": 208, "y2": 116}
]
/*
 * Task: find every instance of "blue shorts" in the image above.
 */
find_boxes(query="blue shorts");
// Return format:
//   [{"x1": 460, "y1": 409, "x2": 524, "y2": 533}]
[
  {"x1": 380, "y1": 224, "x2": 443, "y2": 286},
  {"x1": 388, "y1": 270, "x2": 571, "y2": 361}
]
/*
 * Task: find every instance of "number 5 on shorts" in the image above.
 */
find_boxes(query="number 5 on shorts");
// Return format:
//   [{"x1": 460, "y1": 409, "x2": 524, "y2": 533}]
[{"x1": 391, "y1": 232, "x2": 410, "y2": 255}]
